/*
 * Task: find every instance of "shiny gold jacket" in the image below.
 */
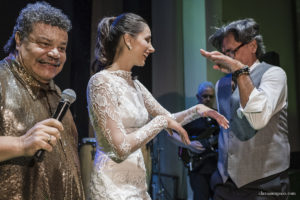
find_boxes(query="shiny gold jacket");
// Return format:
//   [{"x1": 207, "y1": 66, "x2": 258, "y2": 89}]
[{"x1": 0, "y1": 56, "x2": 85, "y2": 200}]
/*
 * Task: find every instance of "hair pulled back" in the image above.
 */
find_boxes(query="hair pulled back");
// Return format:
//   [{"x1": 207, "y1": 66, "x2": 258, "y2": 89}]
[{"x1": 94, "y1": 13, "x2": 147, "y2": 71}]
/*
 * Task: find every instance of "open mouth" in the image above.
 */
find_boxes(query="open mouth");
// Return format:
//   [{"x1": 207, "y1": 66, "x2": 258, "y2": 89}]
[
  {"x1": 143, "y1": 53, "x2": 148, "y2": 59},
  {"x1": 39, "y1": 60, "x2": 60, "y2": 67}
]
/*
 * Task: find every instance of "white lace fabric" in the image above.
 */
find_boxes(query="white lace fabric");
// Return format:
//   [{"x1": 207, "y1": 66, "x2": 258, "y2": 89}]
[
  {"x1": 175, "y1": 105, "x2": 200, "y2": 126},
  {"x1": 87, "y1": 70, "x2": 169, "y2": 199},
  {"x1": 86, "y1": 69, "x2": 201, "y2": 199}
]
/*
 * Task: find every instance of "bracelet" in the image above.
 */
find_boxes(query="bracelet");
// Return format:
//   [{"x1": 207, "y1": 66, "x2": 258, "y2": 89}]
[{"x1": 232, "y1": 66, "x2": 249, "y2": 82}]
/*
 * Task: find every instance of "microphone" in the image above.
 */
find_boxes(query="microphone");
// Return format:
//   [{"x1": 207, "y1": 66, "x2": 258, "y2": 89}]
[{"x1": 34, "y1": 89, "x2": 77, "y2": 162}]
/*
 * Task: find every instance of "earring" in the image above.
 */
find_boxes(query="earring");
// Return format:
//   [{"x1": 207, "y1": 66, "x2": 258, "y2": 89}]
[{"x1": 125, "y1": 42, "x2": 132, "y2": 50}]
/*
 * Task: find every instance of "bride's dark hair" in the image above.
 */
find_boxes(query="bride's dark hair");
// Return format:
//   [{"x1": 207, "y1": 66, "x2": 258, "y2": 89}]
[{"x1": 93, "y1": 13, "x2": 147, "y2": 72}]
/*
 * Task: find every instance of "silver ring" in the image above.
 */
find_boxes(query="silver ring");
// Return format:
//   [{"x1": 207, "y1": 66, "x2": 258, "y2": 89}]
[{"x1": 47, "y1": 135, "x2": 51, "y2": 144}]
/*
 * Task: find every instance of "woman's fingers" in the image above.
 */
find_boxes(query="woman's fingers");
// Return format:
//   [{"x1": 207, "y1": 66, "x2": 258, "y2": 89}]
[
  {"x1": 206, "y1": 110, "x2": 229, "y2": 129},
  {"x1": 166, "y1": 128, "x2": 173, "y2": 136},
  {"x1": 196, "y1": 105, "x2": 229, "y2": 129},
  {"x1": 178, "y1": 127, "x2": 190, "y2": 145},
  {"x1": 165, "y1": 116, "x2": 190, "y2": 145}
]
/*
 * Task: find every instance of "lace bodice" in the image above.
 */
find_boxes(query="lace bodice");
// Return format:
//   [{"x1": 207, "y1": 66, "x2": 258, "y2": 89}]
[
  {"x1": 87, "y1": 69, "x2": 203, "y2": 199},
  {"x1": 87, "y1": 70, "x2": 172, "y2": 162}
]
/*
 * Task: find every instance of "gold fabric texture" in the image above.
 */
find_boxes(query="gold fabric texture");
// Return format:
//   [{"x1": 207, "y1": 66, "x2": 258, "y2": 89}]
[{"x1": 0, "y1": 56, "x2": 85, "y2": 200}]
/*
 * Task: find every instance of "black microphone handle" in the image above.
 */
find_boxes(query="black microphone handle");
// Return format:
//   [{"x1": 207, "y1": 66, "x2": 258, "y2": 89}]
[
  {"x1": 53, "y1": 101, "x2": 70, "y2": 121},
  {"x1": 34, "y1": 101, "x2": 70, "y2": 162}
]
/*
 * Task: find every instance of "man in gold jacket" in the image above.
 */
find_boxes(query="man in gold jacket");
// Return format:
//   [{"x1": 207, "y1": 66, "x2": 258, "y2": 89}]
[{"x1": 0, "y1": 2, "x2": 85, "y2": 199}]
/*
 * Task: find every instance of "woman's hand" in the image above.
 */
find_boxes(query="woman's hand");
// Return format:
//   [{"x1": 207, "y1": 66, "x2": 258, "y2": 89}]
[
  {"x1": 196, "y1": 104, "x2": 229, "y2": 129},
  {"x1": 164, "y1": 116, "x2": 190, "y2": 145}
]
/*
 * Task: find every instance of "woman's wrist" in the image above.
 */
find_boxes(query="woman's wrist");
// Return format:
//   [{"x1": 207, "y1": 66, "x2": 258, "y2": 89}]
[{"x1": 156, "y1": 115, "x2": 169, "y2": 129}]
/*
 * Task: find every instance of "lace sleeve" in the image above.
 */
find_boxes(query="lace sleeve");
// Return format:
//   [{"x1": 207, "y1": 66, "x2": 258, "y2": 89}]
[
  {"x1": 87, "y1": 74, "x2": 168, "y2": 162},
  {"x1": 134, "y1": 80, "x2": 200, "y2": 125},
  {"x1": 134, "y1": 80, "x2": 174, "y2": 119},
  {"x1": 173, "y1": 105, "x2": 201, "y2": 126}
]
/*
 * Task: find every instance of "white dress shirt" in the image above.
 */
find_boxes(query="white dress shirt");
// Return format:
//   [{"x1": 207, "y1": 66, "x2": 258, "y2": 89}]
[{"x1": 237, "y1": 60, "x2": 288, "y2": 130}]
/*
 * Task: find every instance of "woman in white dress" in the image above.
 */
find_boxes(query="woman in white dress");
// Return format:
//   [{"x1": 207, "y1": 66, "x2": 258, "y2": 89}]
[{"x1": 87, "y1": 13, "x2": 229, "y2": 200}]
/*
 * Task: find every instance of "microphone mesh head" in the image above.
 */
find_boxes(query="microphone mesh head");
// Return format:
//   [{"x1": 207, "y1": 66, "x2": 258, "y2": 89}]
[{"x1": 61, "y1": 89, "x2": 76, "y2": 104}]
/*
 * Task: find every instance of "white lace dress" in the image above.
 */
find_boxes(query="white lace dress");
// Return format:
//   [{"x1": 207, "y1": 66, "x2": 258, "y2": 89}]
[
  {"x1": 87, "y1": 69, "x2": 200, "y2": 199},
  {"x1": 87, "y1": 69, "x2": 174, "y2": 200}
]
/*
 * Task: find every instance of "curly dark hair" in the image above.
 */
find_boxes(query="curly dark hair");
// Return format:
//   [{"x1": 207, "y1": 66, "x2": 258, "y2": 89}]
[
  {"x1": 94, "y1": 13, "x2": 147, "y2": 72},
  {"x1": 4, "y1": 1, "x2": 72, "y2": 54},
  {"x1": 209, "y1": 18, "x2": 265, "y2": 59}
]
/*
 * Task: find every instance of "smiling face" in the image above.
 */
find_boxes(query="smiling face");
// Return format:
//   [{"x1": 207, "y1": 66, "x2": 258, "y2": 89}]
[
  {"x1": 15, "y1": 23, "x2": 68, "y2": 83},
  {"x1": 130, "y1": 24, "x2": 155, "y2": 66}
]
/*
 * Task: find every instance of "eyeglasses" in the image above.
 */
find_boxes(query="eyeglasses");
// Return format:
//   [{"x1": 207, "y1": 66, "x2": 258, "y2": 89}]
[
  {"x1": 201, "y1": 94, "x2": 214, "y2": 99},
  {"x1": 223, "y1": 42, "x2": 247, "y2": 58}
]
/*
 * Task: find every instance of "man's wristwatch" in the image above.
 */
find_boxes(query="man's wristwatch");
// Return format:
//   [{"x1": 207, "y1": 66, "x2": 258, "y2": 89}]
[{"x1": 232, "y1": 66, "x2": 249, "y2": 82}]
